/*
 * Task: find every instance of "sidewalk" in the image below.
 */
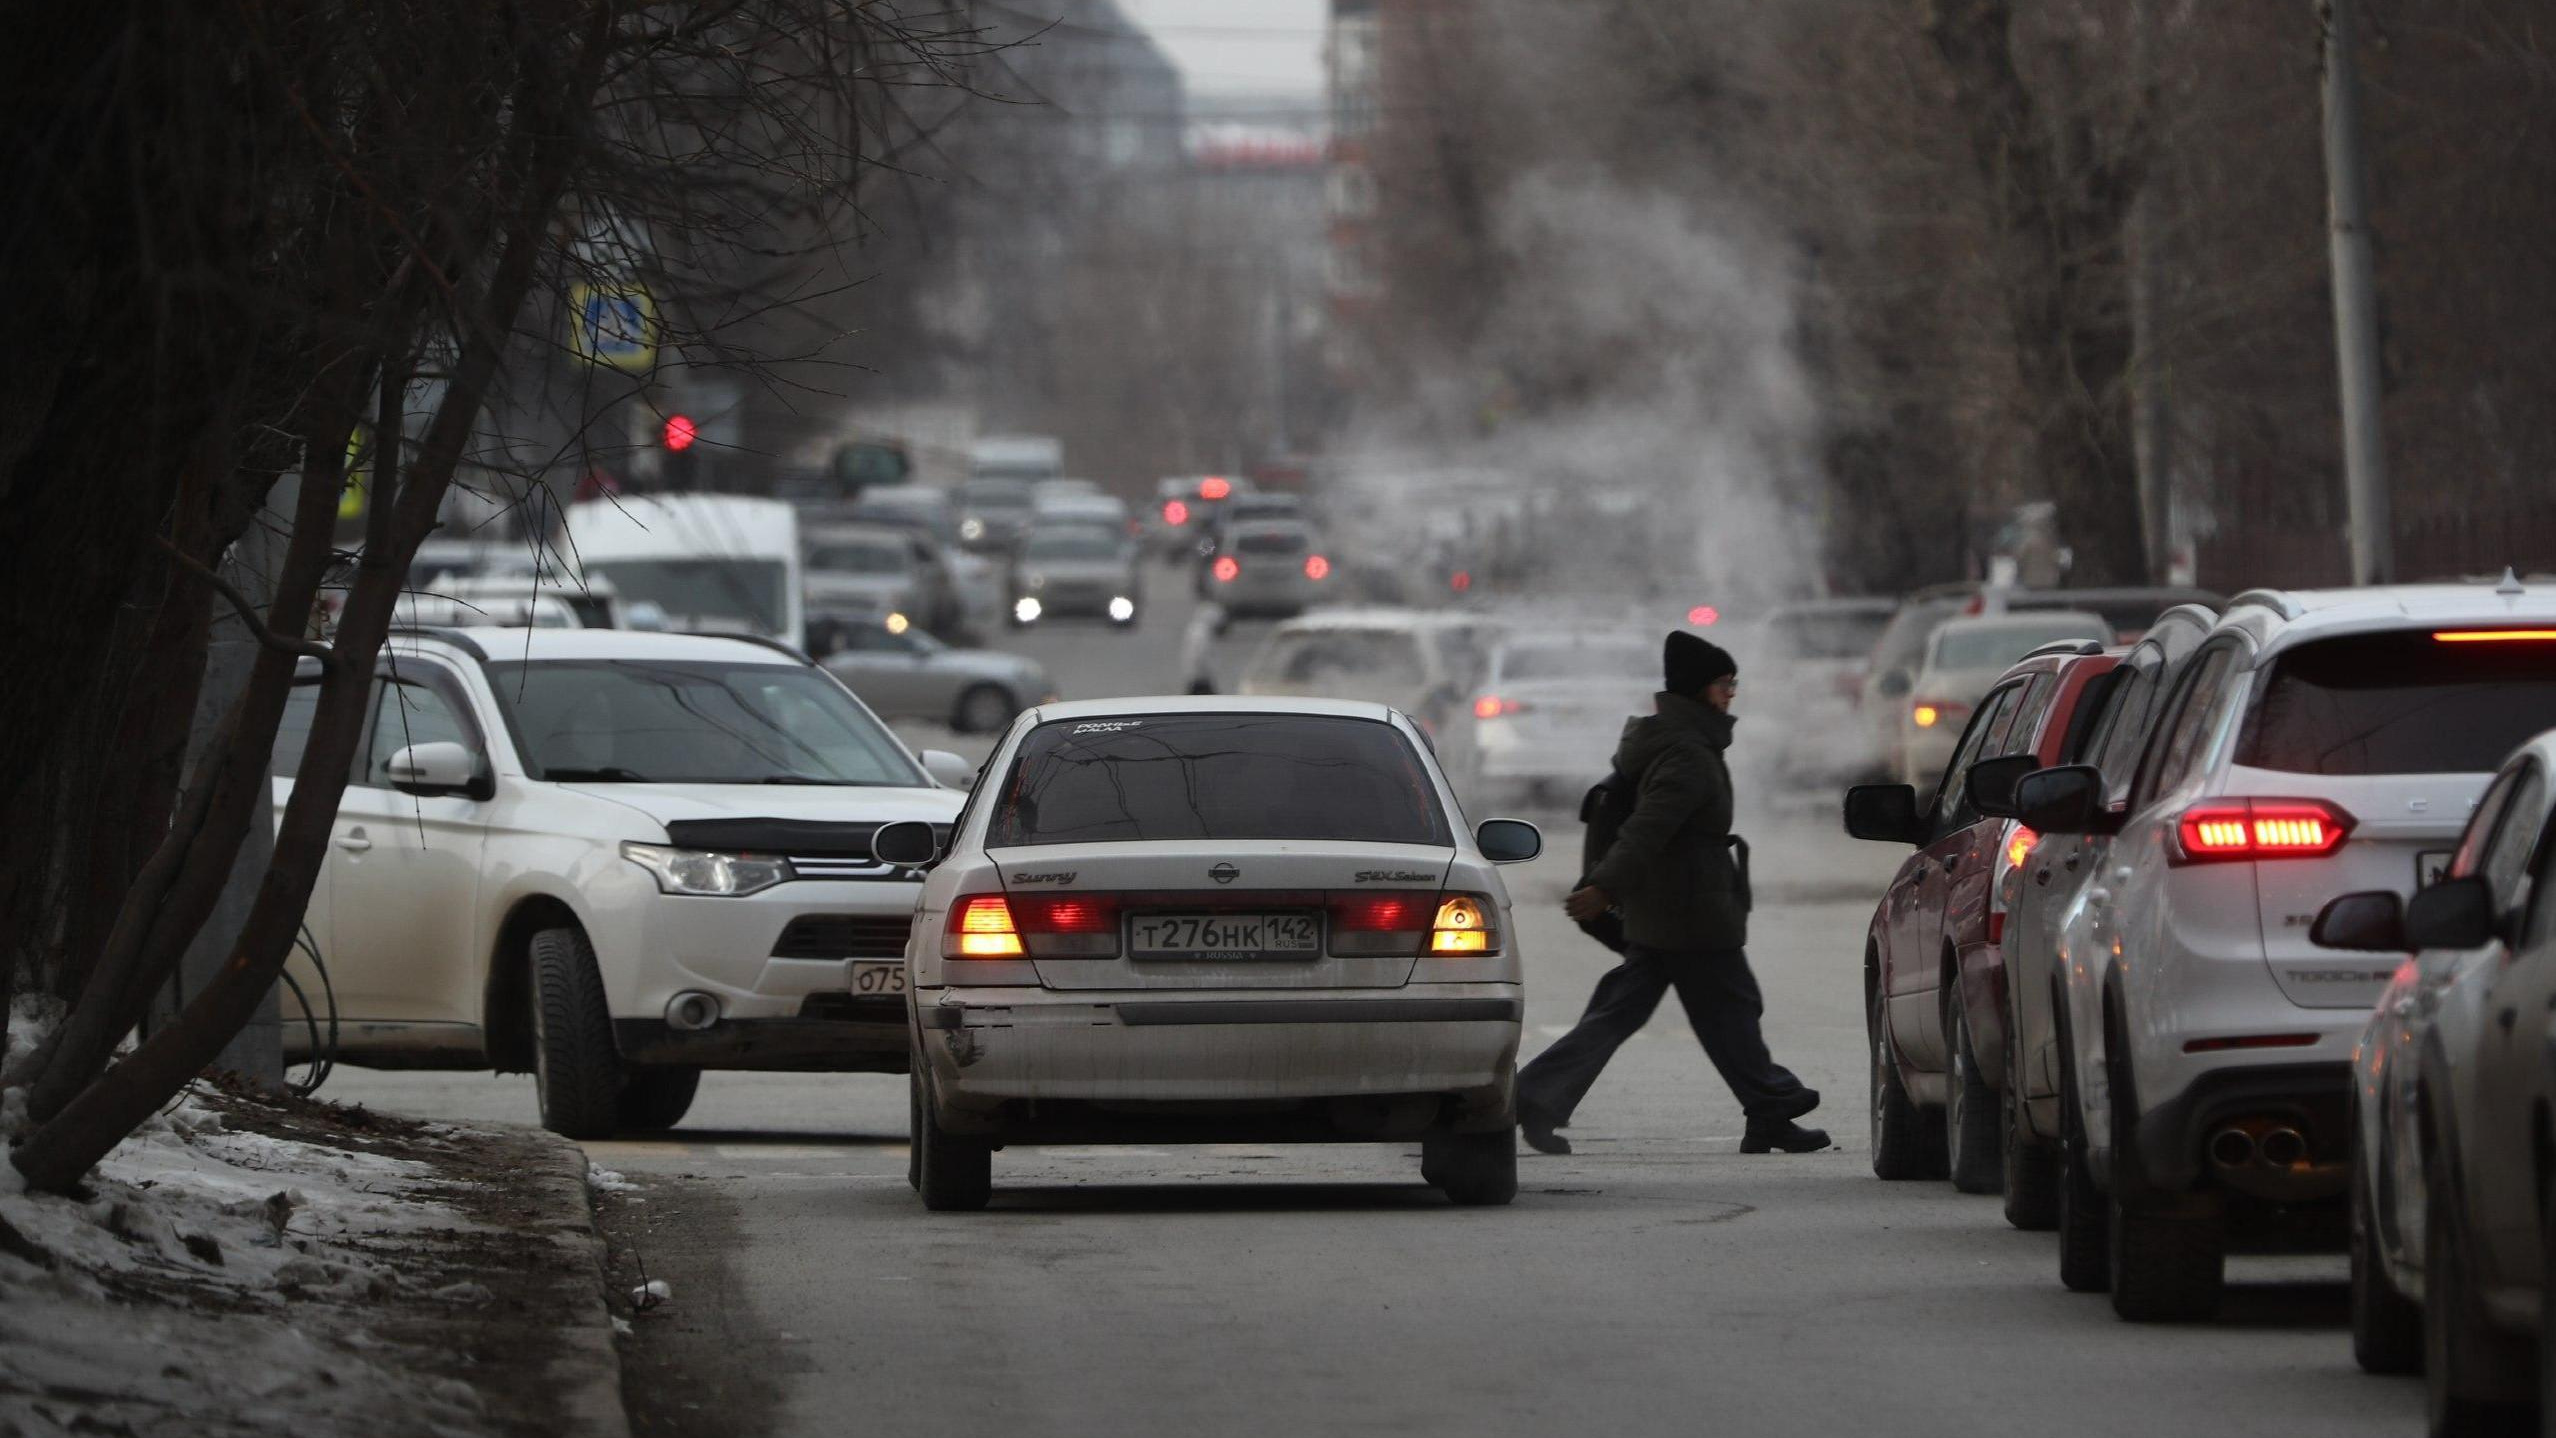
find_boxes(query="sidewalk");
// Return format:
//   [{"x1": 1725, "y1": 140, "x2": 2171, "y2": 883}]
[{"x1": 1, "y1": 1073, "x2": 628, "y2": 1438}]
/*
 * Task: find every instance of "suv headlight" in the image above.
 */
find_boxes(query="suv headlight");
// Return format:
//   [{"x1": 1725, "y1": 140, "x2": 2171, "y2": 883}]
[{"x1": 621, "y1": 842, "x2": 794, "y2": 897}]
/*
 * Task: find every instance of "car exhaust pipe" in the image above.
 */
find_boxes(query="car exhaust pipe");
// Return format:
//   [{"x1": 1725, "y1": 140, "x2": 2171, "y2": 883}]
[
  {"x1": 2259, "y1": 1127, "x2": 2308, "y2": 1168},
  {"x1": 665, "y1": 991, "x2": 722, "y2": 1032},
  {"x1": 2208, "y1": 1127, "x2": 2256, "y2": 1168}
]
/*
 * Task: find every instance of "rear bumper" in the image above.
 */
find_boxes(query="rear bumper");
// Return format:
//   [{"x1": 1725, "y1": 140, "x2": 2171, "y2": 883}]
[
  {"x1": 2131, "y1": 1060, "x2": 2352, "y2": 1199},
  {"x1": 913, "y1": 983, "x2": 1523, "y2": 1130}
]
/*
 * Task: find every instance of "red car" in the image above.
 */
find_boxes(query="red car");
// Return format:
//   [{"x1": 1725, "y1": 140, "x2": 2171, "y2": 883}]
[{"x1": 1844, "y1": 642, "x2": 2120, "y2": 1190}]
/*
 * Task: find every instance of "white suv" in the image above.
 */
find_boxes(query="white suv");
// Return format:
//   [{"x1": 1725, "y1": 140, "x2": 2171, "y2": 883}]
[
  {"x1": 271, "y1": 628, "x2": 968, "y2": 1138},
  {"x1": 2016, "y1": 575, "x2": 2556, "y2": 1319}
]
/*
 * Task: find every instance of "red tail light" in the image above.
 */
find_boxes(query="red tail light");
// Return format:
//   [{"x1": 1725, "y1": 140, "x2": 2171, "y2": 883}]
[
  {"x1": 944, "y1": 892, "x2": 1121, "y2": 958},
  {"x1": 1450, "y1": 570, "x2": 1472, "y2": 593},
  {"x1": 1213, "y1": 555, "x2": 1240, "y2": 583},
  {"x1": 1304, "y1": 554, "x2": 1331, "y2": 580},
  {"x1": 1324, "y1": 890, "x2": 1434, "y2": 955},
  {"x1": 1687, "y1": 605, "x2": 1720, "y2": 627},
  {"x1": 1164, "y1": 499, "x2": 1189, "y2": 526},
  {"x1": 2173, "y1": 799, "x2": 2355, "y2": 864},
  {"x1": 1200, "y1": 476, "x2": 1232, "y2": 500},
  {"x1": 1472, "y1": 696, "x2": 1523, "y2": 719}
]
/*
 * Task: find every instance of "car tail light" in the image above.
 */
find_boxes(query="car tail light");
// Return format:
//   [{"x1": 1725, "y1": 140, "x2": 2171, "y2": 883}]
[
  {"x1": 2173, "y1": 798, "x2": 2355, "y2": 864},
  {"x1": 1687, "y1": 605, "x2": 1720, "y2": 627},
  {"x1": 1164, "y1": 499, "x2": 1189, "y2": 526},
  {"x1": 1987, "y1": 825, "x2": 2037, "y2": 945},
  {"x1": 1472, "y1": 696, "x2": 1524, "y2": 719},
  {"x1": 1200, "y1": 476, "x2": 1232, "y2": 500},
  {"x1": 1327, "y1": 890, "x2": 1435, "y2": 955},
  {"x1": 1213, "y1": 555, "x2": 1240, "y2": 583},
  {"x1": 1305, "y1": 554, "x2": 1331, "y2": 580},
  {"x1": 946, "y1": 895, "x2": 1024, "y2": 957},
  {"x1": 1912, "y1": 700, "x2": 1968, "y2": 729},
  {"x1": 1450, "y1": 570, "x2": 1472, "y2": 593},
  {"x1": 1007, "y1": 893, "x2": 1122, "y2": 957},
  {"x1": 1428, "y1": 894, "x2": 1499, "y2": 954},
  {"x1": 2433, "y1": 629, "x2": 2556, "y2": 643}
]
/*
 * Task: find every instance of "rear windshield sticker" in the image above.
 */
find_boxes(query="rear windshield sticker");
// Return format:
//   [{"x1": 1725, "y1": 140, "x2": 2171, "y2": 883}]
[{"x1": 1070, "y1": 721, "x2": 1144, "y2": 735}]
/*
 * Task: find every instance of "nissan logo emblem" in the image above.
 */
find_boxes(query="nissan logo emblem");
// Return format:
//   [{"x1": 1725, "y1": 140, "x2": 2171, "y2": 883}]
[{"x1": 1209, "y1": 863, "x2": 1240, "y2": 885}]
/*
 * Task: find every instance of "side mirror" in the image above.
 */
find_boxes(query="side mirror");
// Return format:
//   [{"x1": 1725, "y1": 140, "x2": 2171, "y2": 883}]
[
  {"x1": 2014, "y1": 765, "x2": 2115, "y2": 836},
  {"x1": 1966, "y1": 754, "x2": 2037, "y2": 819},
  {"x1": 1843, "y1": 784, "x2": 1924, "y2": 845},
  {"x1": 919, "y1": 749, "x2": 977, "y2": 791},
  {"x1": 871, "y1": 819, "x2": 944, "y2": 869},
  {"x1": 386, "y1": 741, "x2": 488, "y2": 800},
  {"x1": 2310, "y1": 891, "x2": 2408, "y2": 952},
  {"x1": 1874, "y1": 669, "x2": 1913, "y2": 700},
  {"x1": 2405, "y1": 875, "x2": 2498, "y2": 950},
  {"x1": 1475, "y1": 818, "x2": 1543, "y2": 864}
]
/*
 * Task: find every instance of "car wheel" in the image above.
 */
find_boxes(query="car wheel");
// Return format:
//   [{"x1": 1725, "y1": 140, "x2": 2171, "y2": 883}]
[
  {"x1": 2425, "y1": 1143, "x2": 2535, "y2": 1431},
  {"x1": 1947, "y1": 994, "x2": 2000, "y2": 1195},
  {"x1": 2350, "y1": 1132, "x2": 2423, "y2": 1374},
  {"x1": 907, "y1": 1067, "x2": 924, "y2": 1194},
  {"x1": 615, "y1": 1068, "x2": 700, "y2": 1133},
  {"x1": 914, "y1": 1063, "x2": 991, "y2": 1212},
  {"x1": 1869, "y1": 979, "x2": 1947, "y2": 1181},
  {"x1": 1430, "y1": 1128, "x2": 1518, "y2": 1207},
  {"x1": 2053, "y1": 999, "x2": 2110, "y2": 1292},
  {"x1": 954, "y1": 684, "x2": 1015, "y2": 735},
  {"x1": 2104, "y1": 1052, "x2": 2224, "y2": 1321},
  {"x1": 2001, "y1": 1004, "x2": 2060, "y2": 1231},
  {"x1": 529, "y1": 925, "x2": 623, "y2": 1141}
]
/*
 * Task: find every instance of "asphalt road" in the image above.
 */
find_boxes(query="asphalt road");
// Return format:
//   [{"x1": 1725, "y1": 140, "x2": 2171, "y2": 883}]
[{"x1": 325, "y1": 573, "x2": 2425, "y2": 1438}]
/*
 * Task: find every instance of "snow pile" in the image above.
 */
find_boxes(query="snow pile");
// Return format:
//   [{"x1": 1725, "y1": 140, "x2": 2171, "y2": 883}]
[{"x1": 0, "y1": 1078, "x2": 500, "y2": 1436}]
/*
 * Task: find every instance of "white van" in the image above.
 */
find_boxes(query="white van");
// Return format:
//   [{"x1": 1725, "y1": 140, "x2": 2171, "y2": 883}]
[{"x1": 564, "y1": 495, "x2": 804, "y2": 651}]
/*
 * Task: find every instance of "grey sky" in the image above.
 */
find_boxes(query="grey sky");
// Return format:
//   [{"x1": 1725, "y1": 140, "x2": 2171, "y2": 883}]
[{"x1": 1117, "y1": 0, "x2": 1328, "y2": 99}]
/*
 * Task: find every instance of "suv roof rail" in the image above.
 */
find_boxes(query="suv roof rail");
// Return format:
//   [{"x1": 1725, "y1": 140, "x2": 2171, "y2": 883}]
[
  {"x1": 684, "y1": 629, "x2": 811, "y2": 664},
  {"x1": 385, "y1": 625, "x2": 490, "y2": 661},
  {"x1": 2225, "y1": 589, "x2": 2302, "y2": 621},
  {"x1": 2022, "y1": 639, "x2": 2108, "y2": 660}
]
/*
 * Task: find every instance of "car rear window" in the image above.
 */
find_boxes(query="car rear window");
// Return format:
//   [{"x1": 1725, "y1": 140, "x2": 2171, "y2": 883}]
[
  {"x1": 2236, "y1": 633, "x2": 2556, "y2": 775},
  {"x1": 1234, "y1": 530, "x2": 1308, "y2": 556},
  {"x1": 1930, "y1": 616, "x2": 2106, "y2": 671},
  {"x1": 1252, "y1": 631, "x2": 1426, "y2": 686},
  {"x1": 989, "y1": 714, "x2": 1452, "y2": 847}
]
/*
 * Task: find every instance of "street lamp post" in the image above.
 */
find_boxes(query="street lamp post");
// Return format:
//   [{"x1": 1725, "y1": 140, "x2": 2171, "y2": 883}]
[{"x1": 2318, "y1": 0, "x2": 2393, "y2": 585}]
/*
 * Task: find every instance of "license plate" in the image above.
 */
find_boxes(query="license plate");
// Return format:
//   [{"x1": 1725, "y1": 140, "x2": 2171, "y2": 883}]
[
  {"x1": 848, "y1": 960, "x2": 907, "y2": 997},
  {"x1": 2417, "y1": 851, "x2": 2453, "y2": 889},
  {"x1": 1130, "y1": 912, "x2": 1320, "y2": 959}
]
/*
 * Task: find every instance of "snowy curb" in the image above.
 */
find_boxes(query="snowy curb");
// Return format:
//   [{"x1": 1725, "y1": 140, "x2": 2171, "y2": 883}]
[{"x1": 512, "y1": 1131, "x2": 634, "y2": 1438}]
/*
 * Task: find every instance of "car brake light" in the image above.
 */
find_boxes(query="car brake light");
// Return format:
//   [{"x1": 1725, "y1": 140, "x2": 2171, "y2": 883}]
[
  {"x1": 1007, "y1": 893, "x2": 1121, "y2": 957},
  {"x1": 2006, "y1": 827, "x2": 2038, "y2": 870},
  {"x1": 1305, "y1": 554, "x2": 1331, "y2": 581},
  {"x1": 1200, "y1": 476, "x2": 1232, "y2": 500},
  {"x1": 1687, "y1": 605, "x2": 1720, "y2": 627},
  {"x1": 1472, "y1": 696, "x2": 1523, "y2": 719},
  {"x1": 1450, "y1": 570, "x2": 1472, "y2": 593},
  {"x1": 2433, "y1": 629, "x2": 2556, "y2": 643},
  {"x1": 2173, "y1": 798, "x2": 2355, "y2": 863},
  {"x1": 1987, "y1": 826, "x2": 2037, "y2": 946},
  {"x1": 1164, "y1": 499, "x2": 1189, "y2": 526},
  {"x1": 1429, "y1": 894, "x2": 1497, "y2": 954},
  {"x1": 947, "y1": 895, "x2": 1024, "y2": 957},
  {"x1": 1213, "y1": 555, "x2": 1240, "y2": 583},
  {"x1": 1324, "y1": 890, "x2": 1438, "y2": 955}
]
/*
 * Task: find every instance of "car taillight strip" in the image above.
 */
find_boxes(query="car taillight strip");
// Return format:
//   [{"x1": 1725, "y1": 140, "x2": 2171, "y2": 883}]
[{"x1": 2173, "y1": 798, "x2": 2355, "y2": 863}]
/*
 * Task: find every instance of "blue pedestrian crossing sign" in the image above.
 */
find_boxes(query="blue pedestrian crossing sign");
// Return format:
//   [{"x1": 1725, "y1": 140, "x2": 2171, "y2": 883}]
[{"x1": 571, "y1": 283, "x2": 656, "y2": 371}]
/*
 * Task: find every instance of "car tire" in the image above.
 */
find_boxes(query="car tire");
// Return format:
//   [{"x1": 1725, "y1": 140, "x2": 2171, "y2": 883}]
[
  {"x1": 907, "y1": 1066, "x2": 924, "y2": 1194},
  {"x1": 2425, "y1": 1145, "x2": 2535, "y2": 1432},
  {"x1": 2001, "y1": 1008, "x2": 2060, "y2": 1231},
  {"x1": 529, "y1": 925, "x2": 623, "y2": 1141},
  {"x1": 615, "y1": 1068, "x2": 700, "y2": 1133},
  {"x1": 1869, "y1": 980, "x2": 1947, "y2": 1181},
  {"x1": 1947, "y1": 995, "x2": 2000, "y2": 1195},
  {"x1": 2107, "y1": 1193, "x2": 2225, "y2": 1322},
  {"x1": 2053, "y1": 1002, "x2": 2110, "y2": 1292},
  {"x1": 914, "y1": 1065, "x2": 992, "y2": 1212},
  {"x1": 1430, "y1": 1128, "x2": 1518, "y2": 1207},
  {"x1": 954, "y1": 684, "x2": 1015, "y2": 735},
  {"x1": 2350, "y1": 1115, "x2": 2424, "y2": 1375}
]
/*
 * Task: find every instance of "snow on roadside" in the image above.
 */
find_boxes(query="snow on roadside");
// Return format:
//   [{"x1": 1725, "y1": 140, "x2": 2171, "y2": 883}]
[{"x1": 0, "y1": 1053, "x2": 505, "y2": 1437}]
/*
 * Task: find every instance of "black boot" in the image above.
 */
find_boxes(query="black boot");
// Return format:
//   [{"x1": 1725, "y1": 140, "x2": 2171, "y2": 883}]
[
  {"x1": 1739, "y1": 1120, "x2": 1831, "y2": 1154},
  {"x1": 1519, "y1": 1108, "x2": 1571, "y2": 1156}
]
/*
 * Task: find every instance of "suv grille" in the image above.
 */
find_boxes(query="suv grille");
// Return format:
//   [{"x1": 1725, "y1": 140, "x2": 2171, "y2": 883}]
[{"x1": 771, "y1": 915, "x2": 912, "y2": 959}]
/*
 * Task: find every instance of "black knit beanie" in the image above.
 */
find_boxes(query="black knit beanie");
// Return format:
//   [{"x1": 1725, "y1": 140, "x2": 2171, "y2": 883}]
[{"x1": 1663, "y1": 630, "x2": 1737, "y2": 695}]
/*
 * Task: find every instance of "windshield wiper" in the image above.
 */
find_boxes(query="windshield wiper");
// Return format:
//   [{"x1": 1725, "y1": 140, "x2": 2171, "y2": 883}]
[{"x1": 546, "y1": 766, "x2": 652, "y2": 782}]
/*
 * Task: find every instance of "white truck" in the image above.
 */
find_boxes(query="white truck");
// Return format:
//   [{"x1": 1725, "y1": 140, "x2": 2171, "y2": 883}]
[{"x1": 563, "y1": 494, "x2": 805, "y2": 652}]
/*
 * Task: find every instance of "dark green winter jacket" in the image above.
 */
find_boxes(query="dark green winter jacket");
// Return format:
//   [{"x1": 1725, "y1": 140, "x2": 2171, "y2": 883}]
[{"x1": 1584, "y1": 692, "x2": 1749, "y2": 951}]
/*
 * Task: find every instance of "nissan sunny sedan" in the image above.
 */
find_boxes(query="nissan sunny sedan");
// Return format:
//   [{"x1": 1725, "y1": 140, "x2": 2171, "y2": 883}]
[{"x1": 871, "y1": 696, "x2": 1542, "y2": 1211}]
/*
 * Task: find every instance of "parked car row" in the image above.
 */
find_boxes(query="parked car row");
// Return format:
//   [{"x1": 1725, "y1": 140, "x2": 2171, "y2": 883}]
[{"x1": 1842, "y1": 571, "x2": 2556, "y2": 1433}]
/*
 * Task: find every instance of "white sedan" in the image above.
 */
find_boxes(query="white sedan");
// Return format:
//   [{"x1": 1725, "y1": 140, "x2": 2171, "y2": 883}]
[{"x1": 872, "y1": 696, "x2": 1541, "y2": 1211}]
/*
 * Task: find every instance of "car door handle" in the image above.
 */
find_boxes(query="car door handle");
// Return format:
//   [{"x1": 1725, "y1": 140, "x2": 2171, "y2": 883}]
[
  {"x1": 334, "y1": 828, "x2": 372, "y2": 854},
  {"x1": 2034, "y1": 867, "x2": 2052, "y2": 887},
  {"x1": 1939, "y1": 854, "x2": 1961, "y2": 872}
]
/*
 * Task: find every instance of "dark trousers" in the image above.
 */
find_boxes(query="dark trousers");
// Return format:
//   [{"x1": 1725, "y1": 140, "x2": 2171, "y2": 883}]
[{"x1": 1516, "y1": 943, "x2": 1809, "y2": 1126}]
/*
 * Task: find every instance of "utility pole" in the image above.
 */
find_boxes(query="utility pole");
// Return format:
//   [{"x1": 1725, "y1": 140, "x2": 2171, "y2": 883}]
[
  {"x1": 2129, "y1": 0, "x2": 2172, "y2": 583},
  {"x1": 2318, "y1": 0, "x2": 2393, "y2": 584}
]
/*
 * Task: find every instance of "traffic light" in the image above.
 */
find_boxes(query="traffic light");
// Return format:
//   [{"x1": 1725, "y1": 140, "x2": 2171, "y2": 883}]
[{"x1": 660, "y1": 413, "x2": 699, "y2": 487}]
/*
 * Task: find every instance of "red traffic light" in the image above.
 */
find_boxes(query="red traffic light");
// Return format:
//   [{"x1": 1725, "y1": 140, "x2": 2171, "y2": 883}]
[
  {"x1": 1687, "y1": 605, "x2": 1720, "y2": 627},
  {"x1": 662, "y1": 414, "x2": 698, "y2": 452}
]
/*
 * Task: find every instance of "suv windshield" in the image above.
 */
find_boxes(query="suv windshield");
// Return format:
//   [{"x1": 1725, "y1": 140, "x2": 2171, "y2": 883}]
[
  {"x1": 2237, "y1": 633, "x2": 2556, "y2": 775},
  {"x1": 1233, "y1": 528, "x2": 1309, "y2": 556},
  {"x1": 990, "y1": 714, "x2": 1451, "y2": 846},
  {"x1": 584, "y1": 559, "x2": 784, "y2": 635},
  {"x1": 490, "y1": 660, "x2": 920, "y2": 785}
]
